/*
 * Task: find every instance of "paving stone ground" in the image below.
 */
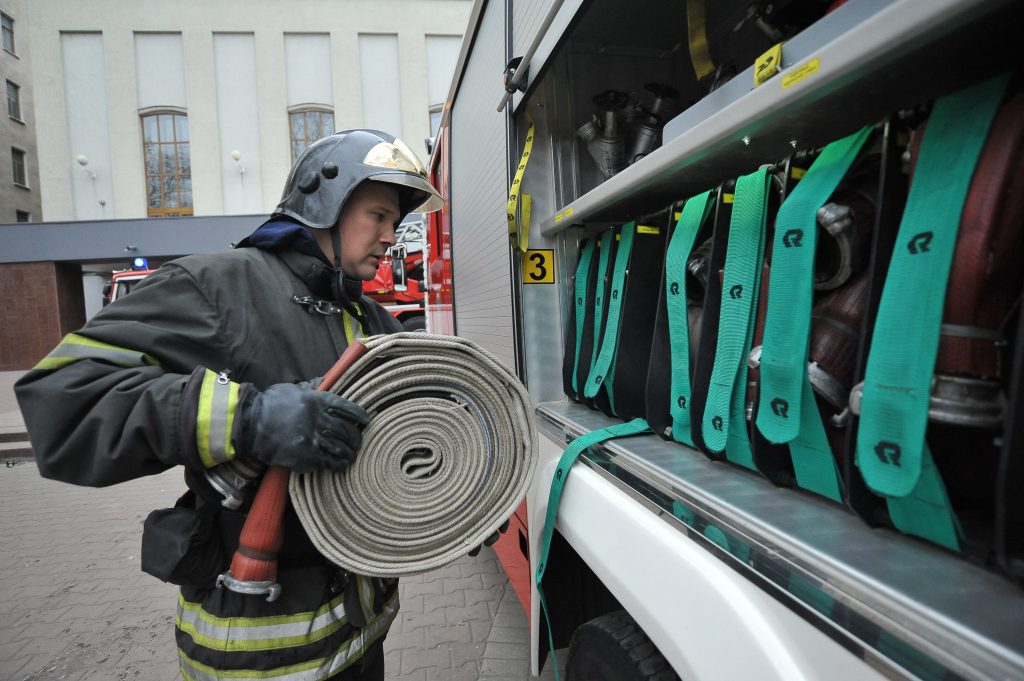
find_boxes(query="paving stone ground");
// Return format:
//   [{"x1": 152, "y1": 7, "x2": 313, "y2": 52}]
[{"x1": 0, "y1": 371, "x2": 564, "y2": 681}]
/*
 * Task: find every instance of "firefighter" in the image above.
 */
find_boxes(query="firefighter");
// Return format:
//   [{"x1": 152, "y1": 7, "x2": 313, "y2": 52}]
[{"x1": 15, "y1": 130, "x2": 443, "y2": 680}]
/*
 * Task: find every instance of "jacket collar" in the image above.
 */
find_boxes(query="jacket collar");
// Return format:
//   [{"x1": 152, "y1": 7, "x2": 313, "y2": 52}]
[{"x1": 238, "y1": 218, "x2": 366, "y2": 309}]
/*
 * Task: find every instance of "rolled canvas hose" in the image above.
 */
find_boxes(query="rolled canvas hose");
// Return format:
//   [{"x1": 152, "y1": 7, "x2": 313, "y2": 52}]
[{"x1": 290, "y1": 333, "x2": 538, "y2": 577}]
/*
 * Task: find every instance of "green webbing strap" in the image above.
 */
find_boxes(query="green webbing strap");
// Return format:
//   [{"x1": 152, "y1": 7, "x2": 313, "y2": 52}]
[
  {"x1": 667, "y1": 191, "x2": 715, "y2": 446},
  {"x1": 589, "y1": 231, "x2": 614, "y2": 380},
  {"x1": 584, "y1": 223, "x2": 637, "y2": 402},
  {"x1": 571, "y1": 239, "x2": 597, "y2": 394},
  {"x1": 858, "y1": 74, "x2": 1008, "y2": 499},
  {"x1": 786, "y1": 372, "x2": 842, "y2": 501},
  {"x1": 886, "y1": 442, "x2": 960, "y2": 551},
  {"x1": 701, "y1": 169, "x2": 769, "y2": 466},
  {"x1": 535, "y1": 418, "x2": 652, "y2": 681},
  {"x1": 756, "y1": 126, "x2": 873, "y2": 443}
]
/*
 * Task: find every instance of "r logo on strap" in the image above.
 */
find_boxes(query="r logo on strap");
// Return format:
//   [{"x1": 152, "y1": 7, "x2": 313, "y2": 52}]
[
  {"x1": 711, "y1": 415, "x2": 724, "y2": 431},
  {"x1": 907, "y1": 231, "x2": 933, "y2": 254},
  {"x1": 670, "y1": 282, "x2": 680, "y2": 295},
  {"x1": 729, "y1": 284, "x2": 743, "y2": 300},
  {"x1": 873, "y1": 441, "x2": 903, "y2": 466},
  {"x1": 782, "y1": 228, "x2": 804, "y2": 248},
  {"x1": 677, "y1": 396, "x2": 687, "y2": 409},
  {"x1": 770, "y1": 398, "x2": 789, "y2": 417}
]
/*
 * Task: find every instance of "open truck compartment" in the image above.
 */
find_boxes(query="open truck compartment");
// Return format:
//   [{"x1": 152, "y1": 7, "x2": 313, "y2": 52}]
[{"x1": 438, "y1": 0, "x2": 1024, "y2": 678}]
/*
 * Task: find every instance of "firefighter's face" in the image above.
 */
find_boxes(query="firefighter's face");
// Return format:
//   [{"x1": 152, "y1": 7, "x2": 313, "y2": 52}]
[{"x1": 335, "y1": 182, "x2": 400, "y2": 280}]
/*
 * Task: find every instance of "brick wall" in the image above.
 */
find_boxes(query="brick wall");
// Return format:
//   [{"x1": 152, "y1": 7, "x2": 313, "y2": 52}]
[{"x1": 0, "y1": 262, "x2": 85, "y2": 370}]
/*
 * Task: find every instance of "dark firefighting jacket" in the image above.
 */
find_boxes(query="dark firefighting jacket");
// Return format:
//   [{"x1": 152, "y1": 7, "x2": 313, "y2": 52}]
[{"x1": 15, "y1": 224, "x2": 402, "y2": 680}]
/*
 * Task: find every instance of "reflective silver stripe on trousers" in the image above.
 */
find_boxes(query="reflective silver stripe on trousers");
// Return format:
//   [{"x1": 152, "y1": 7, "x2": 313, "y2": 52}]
[
  {"x1": 177, "y1": 594, "x2": 398, "y2": 681},
  {"x1": 176, "y1": 593, "x2": 348, "y2": 645}
]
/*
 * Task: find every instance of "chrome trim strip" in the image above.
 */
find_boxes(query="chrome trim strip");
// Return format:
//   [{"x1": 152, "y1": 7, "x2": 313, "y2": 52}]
[{"x1": 536, "y1": 401, "x2": 1024, "y2": 681}]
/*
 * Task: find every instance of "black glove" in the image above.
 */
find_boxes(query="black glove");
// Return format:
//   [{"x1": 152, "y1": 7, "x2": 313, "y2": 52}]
[
  {"x1": 239, "y1": 382, "x2": 370, "y2": 474},
  {"x1": 468, "y1": 519, "x2": 511, "y2": 557}
]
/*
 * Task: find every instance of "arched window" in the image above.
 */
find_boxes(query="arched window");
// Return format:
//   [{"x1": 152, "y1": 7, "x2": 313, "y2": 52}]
[
  {"x1": 289, "y1": 106, "x2": 335, "y2": 161},
  {"x1": 141, "y1": 110, "x2": 192, "y2": 217}
]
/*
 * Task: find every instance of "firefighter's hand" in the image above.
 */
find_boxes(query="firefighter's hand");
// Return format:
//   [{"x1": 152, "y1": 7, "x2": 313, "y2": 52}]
[
  {"x1": 468, "y1": 519, "x2": 511, "y2": 557},
  {"x1": 239, "y1": 382, "x2": 370, "y2": 474}
]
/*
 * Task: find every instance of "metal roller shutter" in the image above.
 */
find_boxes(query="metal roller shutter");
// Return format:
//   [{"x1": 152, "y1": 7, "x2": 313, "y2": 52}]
[{"x1": 450, "y1": 0, "x2": 517, "y2": 372}]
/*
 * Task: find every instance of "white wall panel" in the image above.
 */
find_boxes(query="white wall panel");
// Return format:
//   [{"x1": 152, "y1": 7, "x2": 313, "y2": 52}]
[
  {"x1": 134, "y1": 33, "x2": 186, "y2": 109},
  {"x1": 358, "y1": 34, "x2": 403, "y2": 138},
  {"x1": 425, "y1": 34, "x2": 462, "y2": 106},
  {"x1": 27, "y1": 0, "x2": 473, "y2": 221},
  {"x1": 284, "y1": 33, "x2": 332, "y2": 106},
  {"x1": 450, "y1": 0, "x2": 516, "y2": 372},
  {"x1": 61, "y1": 32, "x2": 114, "y2": 220},
  {"x1": 183, "y1": 30, "x2": 222, "y2": 215},
  {"x1": 214, "y1": 33, "x2": 263, "y2": 214}
]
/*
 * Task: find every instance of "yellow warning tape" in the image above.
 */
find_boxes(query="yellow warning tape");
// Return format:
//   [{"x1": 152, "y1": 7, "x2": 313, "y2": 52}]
[
  {"x1": 506, "y1": 112, "x2": 535, "y2": 253},
  {"x1": 686, "y1": 0, "x2": 714, "y2": 81}
]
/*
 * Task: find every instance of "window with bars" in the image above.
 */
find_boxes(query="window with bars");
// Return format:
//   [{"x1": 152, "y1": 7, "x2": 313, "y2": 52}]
[
  {"x1": 1, "y1": 13, "x2": 14, "y2": 55},
  {"x1": 141, "y1": 112, "x2": 193, "y2": 217},
  {"x1": 289, "y1": 108, "x2": 335, "y2": 161},
  {"x1": 7, "y1": 80, "x2": 21, "y2": 120},
  {"x1": 16, "y1": 210, "x2": 30, "y2": 222},
  {"x1": 11, "y1": 147, "x2": 26, "y2": 187}
]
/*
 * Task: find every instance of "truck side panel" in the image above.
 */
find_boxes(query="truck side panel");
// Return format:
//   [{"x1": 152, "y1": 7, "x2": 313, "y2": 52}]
[{"x1": 449, "y1": 0, "x2": 517, "y2": 372}]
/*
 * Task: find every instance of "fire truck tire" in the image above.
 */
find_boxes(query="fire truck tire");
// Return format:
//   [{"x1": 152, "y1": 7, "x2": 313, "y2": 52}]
[
  {"x1": 565, "y1": 610, "x2": 679, "y2": 681},
  {"x1": 401, "y1": 315, "x2": 426, "y2": 332}
]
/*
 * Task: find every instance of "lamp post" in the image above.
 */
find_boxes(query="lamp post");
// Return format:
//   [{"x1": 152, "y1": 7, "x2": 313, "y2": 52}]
[{"x1": 75, "y1": 154, "x2": 104, "y2": 218}]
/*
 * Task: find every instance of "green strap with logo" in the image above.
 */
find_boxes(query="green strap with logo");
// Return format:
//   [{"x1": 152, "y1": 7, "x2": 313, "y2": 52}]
[
  {"x1": 753, "y1": 127, "x2": 871, "y2": 501},
  {"x1": 536, "y1": 418, "x2": 652, "y2": 681},
  {"x1": 857, "y1": 74, "x2": 1007, "y2": 550},
  {"x1": 667, "y1": 191, "x2": 715, "y2": 447},
  {"x1": 885, "y1": 442, "x2": 960, "y2": 550},
  {"x1": 858, "y1": 74, "x2": 1008, "y2": 500},
  {"x1": 701, "y1": 169, "x2": 769, "y2": 467},
  {"x1": 584, "y1": 223, "x2": 637, "y2": 410},
  {"x1": 572, "y1": 238, "x2": 597, "y2": 394},
  {"x1": 786, "y1": 372, "x2": 842, "y2": 501},
  {"x1": 589, "y1": 231, "x2": 614, "y2": 380},
  {"x1": 756, "y1": 126, "x2": 873, "y2": 443}
]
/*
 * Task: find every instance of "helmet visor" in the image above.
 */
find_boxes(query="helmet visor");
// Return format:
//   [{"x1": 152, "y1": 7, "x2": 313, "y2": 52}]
[{"x1": 363, "y1": 139, "x2": 443, "y2": 213}]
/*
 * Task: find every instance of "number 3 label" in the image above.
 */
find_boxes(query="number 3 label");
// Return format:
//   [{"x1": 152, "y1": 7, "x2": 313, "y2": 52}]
[{"x1": 523, "y1": 249, "x2": 554, "y2": 284}]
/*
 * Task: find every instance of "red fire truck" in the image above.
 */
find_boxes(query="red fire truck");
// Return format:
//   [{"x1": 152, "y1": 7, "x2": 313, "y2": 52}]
[
  {"x1": 362, "y1": 215, "x2": 432, "y2": 332},
  {"x1": 104, "y1": 268, "x2": 158, "y2": 305},
  {"x1": 427, "y1": 0, "x2": 1024, "y2": 679}
]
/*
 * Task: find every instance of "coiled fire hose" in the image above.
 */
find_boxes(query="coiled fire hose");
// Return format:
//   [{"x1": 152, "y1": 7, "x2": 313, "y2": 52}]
[{"x1": 289, "y1": 333, "x2": 538, "y2": 578}]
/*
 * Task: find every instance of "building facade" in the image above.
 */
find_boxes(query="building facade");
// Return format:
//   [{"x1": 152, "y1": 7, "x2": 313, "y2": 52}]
[
  {"x1": 1, "y1": 0, "x2": 42, "y2": 223},
  {"x1": 26, "y1": 0, "x2": 470, "y2": 222},
  {"x1": 0, "y1": 0, "x2": 470, "y2": 370}
]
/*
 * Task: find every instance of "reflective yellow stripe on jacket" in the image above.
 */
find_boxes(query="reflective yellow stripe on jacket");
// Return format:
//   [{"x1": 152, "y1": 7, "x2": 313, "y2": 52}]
[
  {"x1": 196, "y1": 369, "x2": 240, "y2": 469},
  {"x1": 343, "y1": 309, "x2": 363, "y2": 345},
  {"x1": 33, "y1": 332, "x2": 160, "y2": 371},
  {"x1": 177, "y1": 590, "x2": 399, "y2": 681}
]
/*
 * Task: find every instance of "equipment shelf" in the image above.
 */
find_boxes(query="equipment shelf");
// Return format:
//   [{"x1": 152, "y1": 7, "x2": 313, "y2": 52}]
[{"x1": 535, "y1": 0, "x2": 1018, "y2": 237}]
